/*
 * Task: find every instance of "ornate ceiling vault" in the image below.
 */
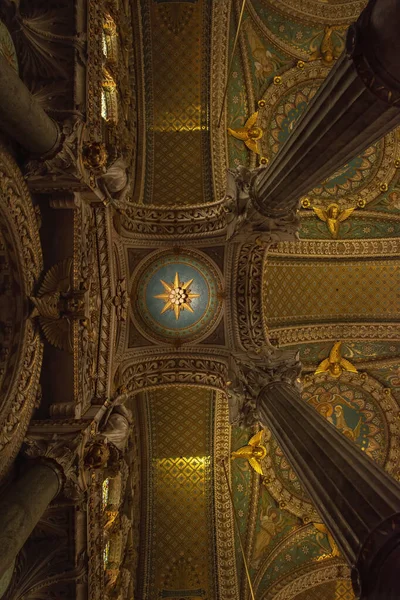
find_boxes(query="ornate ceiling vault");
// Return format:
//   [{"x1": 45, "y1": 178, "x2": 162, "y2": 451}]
[{"x1": 0, "y1": 1, "x2": 399, "y2": 600}]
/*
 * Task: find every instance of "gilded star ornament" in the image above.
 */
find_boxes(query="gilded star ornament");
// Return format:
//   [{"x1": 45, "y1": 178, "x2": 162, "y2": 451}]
[{"x1": 154, "y1": 272, "x2": 200, "y2": 320}]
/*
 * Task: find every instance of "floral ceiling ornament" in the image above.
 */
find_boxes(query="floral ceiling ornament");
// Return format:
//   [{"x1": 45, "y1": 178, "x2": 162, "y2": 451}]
[
  {"x1": 154, "y1": 272, "x2": 200, "y2": 320},
  {"x1": 309, "y1": 26, "x2": 343, "y2": 65},
  {"x1": 231, "y1": 430, "x2": 266, "y2": 475},
  {"x1": 228, "y1": 111, "x2": 263, "y2": 155},
  {"x1": 315, "y1": 342, "x2": 358, "y2": 379},
  {"x1": 314, "y1": 523, "x2": 341, "y2": 559},
  {"x1": 312, "y1": 203, "x2": 356, "y2": 239}
]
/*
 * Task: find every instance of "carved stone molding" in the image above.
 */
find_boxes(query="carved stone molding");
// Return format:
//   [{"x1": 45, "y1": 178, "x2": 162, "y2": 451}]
[
  {"x1": 118, "y1": 349, "x2": 229, "y2": 394},
  {"x1": 231, "y1": 243, "x2": 269, "y2": 351},
  {"x1": 214, "y1": 392, "x2": 239, "y2": 600},
  {"x1": 210, "y1": 0, "x2": 231, "y2": 203},
  {"x1": 268, "y1": 322, "x2": 400, "y2": 347},
  {"x1": 118, "y1": 201, "x2": 227, "y2": 241},
  {"x1": 0, "y1": 144, "x2": 43, "y2": 479},
  {"x1": 269, "y1": 237, "x2": 400, "y2": 258},
  {"x1": 265, "y1": 561, "x2": 351, "y2": 600},
  {"x1": 73, "y1": 204, "x2": 115, "y2": 413}
]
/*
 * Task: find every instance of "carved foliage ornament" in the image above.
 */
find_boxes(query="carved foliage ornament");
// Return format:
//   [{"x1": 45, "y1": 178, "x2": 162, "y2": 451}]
[
  {"x1": 120, "y1": 353, "x2": 229, "y2": 394},
  {"x1": 119, "y1": 200, "x2": 227, "y2": 240},
  {"x1": 223, "y1": 166, "x2": 300, "y2": 243},
  {"x1": 227, "y1": 348, "x2": 302, "y2": 427},
  {"x1": 234, "y1": 242, "x2": 268, "y2": 352}
]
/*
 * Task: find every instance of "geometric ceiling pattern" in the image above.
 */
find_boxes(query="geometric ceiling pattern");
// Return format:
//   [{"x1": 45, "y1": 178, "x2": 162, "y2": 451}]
[
  {"x1": 264, "y1": 258, "x2": 400, "y2": 326},
  {"x1": 137, "y1": 0, "x2": 212, "y2": 206},
  {"x1": 137, "y1": 388, "x2": 216, "y2": 599}
]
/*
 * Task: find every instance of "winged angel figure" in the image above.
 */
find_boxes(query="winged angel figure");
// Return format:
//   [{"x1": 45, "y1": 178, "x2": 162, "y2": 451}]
[
  {"x1": 315, "y1": 341, "x2": 358, "y2": 379},
  {"x1": 231, "y1": 430, "x2": 266, "y2": 475},
  {"x1": 30, "y1": 258, "x2": 87, "y2": 353},
  {"x1": 312, "y1": 203, "x2": 355, "y2": 239},
  {"x1": 228, "y1": 111, "x2": 263, "y2": 155}
]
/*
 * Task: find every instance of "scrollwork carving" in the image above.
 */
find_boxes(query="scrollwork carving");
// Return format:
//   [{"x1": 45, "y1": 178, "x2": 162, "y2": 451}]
[
  {"x1": 234, "y1": 243, "x2": 268, "y2": 351},
  {"x1": 120, "y1": 352, "x2": 229, "y2": 393},
  {"x1": 119, "y1": 201, "x2": 227, "y2": 240}
]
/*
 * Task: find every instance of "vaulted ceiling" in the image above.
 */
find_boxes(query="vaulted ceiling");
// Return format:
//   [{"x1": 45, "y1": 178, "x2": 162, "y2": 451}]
[{"x1": 130, "y1": 1, "x2": 400, "y2": 599}]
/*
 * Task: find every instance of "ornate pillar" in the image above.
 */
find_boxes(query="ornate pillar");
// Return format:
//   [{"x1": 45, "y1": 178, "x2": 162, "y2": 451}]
[
  {"x1": 0, "y1": 53, "x2": 60, "y2": 156},
  {"x1": 0, "y1": 462, "x2": 61, "y2": 579},
  {"x1": 251, "y1": 0, "x2": 400, "y2": 218},
  {"x1": 230, "y1": 349, "x2": 400, "y2": 599},
  {"x1": 0, "y1": 437, "x2": 80, "y2": 579}
]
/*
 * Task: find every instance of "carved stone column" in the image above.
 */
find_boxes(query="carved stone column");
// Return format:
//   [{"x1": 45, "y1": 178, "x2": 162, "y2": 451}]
[
  {"x1": 251, "y1": 0, "x2": 400, "y2": 218},
  {"x1": 0, "y1": 53, "x2": 60, "y2": 156},
  {"x1": 230, "y1": 349, "x2": 400, "y2": 599},
  {"x1": 0, "y1": 462, "x2": 61, "y2": 579},
  {"x1": 0, "y1": 436, "x2": 81, "y2": 579}
]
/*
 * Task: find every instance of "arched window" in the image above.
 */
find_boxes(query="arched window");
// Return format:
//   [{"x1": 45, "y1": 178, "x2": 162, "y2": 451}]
[
  {"x1": 101, "y1": 13, "x2": 119, "y2": 123},
  {"x1": 102, "y1": 14, "x2": 118, "y2": 64},
  {"x1": 101, "y1": 67, "x2": 118, "y2": 123},
  {"x1": 102, "y1": 478, "x2": 110, "y2": 508}
]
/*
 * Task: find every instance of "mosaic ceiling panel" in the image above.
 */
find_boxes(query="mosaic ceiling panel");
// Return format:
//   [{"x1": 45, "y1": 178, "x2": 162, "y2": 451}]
[
  {"x1": 139, "y1": 0, "x2": 212, "y2": 206},
  {"x1": 139, "y1": 387, "x2": 216, "y2": 599},
  {"x1": 264, "y1": 258, "x2": 400, "y2": 326}
]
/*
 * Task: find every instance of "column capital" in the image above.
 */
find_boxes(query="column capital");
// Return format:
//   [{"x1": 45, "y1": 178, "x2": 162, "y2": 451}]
[
  {"x1": 23, "y1": 433, "x2": 84, "y2": 498},
  {"x1": 227, "y1": 347, "x2": 302, "y2": 426},
  {"x1": 223, "y1": 166, "x2": 300, "y2": 244}
]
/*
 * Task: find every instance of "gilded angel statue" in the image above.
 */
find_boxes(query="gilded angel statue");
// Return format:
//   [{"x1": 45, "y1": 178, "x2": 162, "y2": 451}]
[
  {"x1": 315, "y1": 341, "x2": 358, "y2": 379},
  {"x1": 231, "y1": 430, "x2": 266, "y2": 475},
  {"x1": 228, "y1": 111, "x2": 263, "y2": 155},
  {"x1": 312, "y1": 203, "x2": 355, "y2": 239}
]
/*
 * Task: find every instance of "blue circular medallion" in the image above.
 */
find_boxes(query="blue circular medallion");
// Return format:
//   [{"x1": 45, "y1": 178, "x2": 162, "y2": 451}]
[{"x1": 133, "y1": 250, "x2": 223, "y2": 343}]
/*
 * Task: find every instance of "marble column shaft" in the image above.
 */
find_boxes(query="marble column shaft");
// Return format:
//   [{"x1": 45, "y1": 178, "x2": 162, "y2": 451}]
[
  {"x1": 252, "y1": 0, "x2": 400, "y2": 218},
  {"x1": 257, "y1": 381, "x2": 400, "y2": 599},
  {"x1": 0, "y1": 461, "x2": 61, "y2": 579},
  {"x1": 0, "y1": 53, "x2": 60, "y2": 156}
]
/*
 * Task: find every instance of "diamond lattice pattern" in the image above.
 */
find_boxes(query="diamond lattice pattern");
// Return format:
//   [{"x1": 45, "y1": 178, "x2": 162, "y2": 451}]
[{"x1": 264, "y1": 259, "x2": 400, "y2": 325}]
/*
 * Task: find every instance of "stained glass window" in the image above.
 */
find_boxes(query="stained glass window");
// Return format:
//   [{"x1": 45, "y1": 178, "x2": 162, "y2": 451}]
[
  {"x1": 102, "y1": 478, "x2": 110, "y2": 508},
  {"x1": 103, "y1": 541, "x2": 110, "y2": 569}
]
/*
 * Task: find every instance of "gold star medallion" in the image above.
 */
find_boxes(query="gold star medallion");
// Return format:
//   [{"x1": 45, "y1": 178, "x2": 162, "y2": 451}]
[{"x1": 154, "y1": 272, "x2": 200, "y2": 320}]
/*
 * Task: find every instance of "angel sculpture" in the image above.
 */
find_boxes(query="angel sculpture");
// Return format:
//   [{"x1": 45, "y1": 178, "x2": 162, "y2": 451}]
[
  {"x1": 231, "y1": 430, "x2": 266, "y2": 475},
  {"x1": 30, "y1": 258, "x2": 88, "y2": 353},
  {"x1": 228, "y1": 111, "x2": 263, "y2": 155},
  {"x1": 98, "y1": 157, "x2": 131, "y2": 207},
  {"x1": 315, "y1": 341, "x2": 358, "y2": 379},
  {"x1": 312, "y1": 203, "x2": 355, "y2": 239}
]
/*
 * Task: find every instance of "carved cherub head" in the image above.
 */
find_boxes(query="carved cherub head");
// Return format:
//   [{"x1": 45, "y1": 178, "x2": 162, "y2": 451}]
[
  {"x1": 83, "y1": 142, "x2": 108, "y2": 171},
  {"x1": 84, "y1": 439, "x2": 110, "y2": 468}
]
